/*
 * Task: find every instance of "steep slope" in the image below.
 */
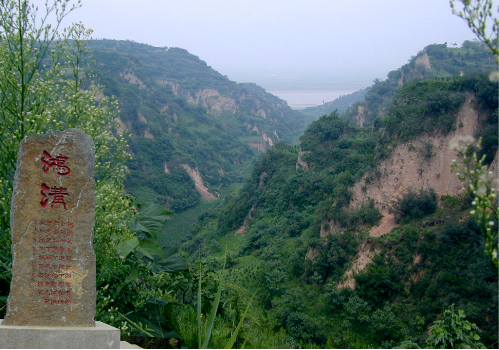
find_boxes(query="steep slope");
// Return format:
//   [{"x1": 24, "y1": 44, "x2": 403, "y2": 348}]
[
  {"x1": 350, "y1": 95, "x2": 481, "y2": 235},
  {"x1": 342, "y1": 41, "x2": 496, "y2": 126},
  {"x1": 181, "y1": 54, "x2": 497, "y2": 347},
  {"x1": 337, "y1": 94, "x2": 496, "y2": 289},
  {"x1": 300, "y1": 88, "x2": 367, "y2": 122},
  {"x1": 86, "y1": 40, "x2": 305, "y2": 211}
]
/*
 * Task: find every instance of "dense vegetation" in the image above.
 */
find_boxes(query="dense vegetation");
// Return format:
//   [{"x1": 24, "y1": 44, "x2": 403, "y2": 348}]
[
  {"x1": 87, "y1": 40, "x2": 306, "y2": 212},
  {"x1": 342, "y1": 41, "x2": 497, "y2": 126},
  {"x1": 0, "y1": 2, "x2": 496, "y2": 347},
  {"x1": 0, "y1": 2, "x2": 193, "y2": 343},
  {"x1": 300, "y1": 88, "x2": 368, "y2": 122},
  {"x1": 177, "y1": 56, "x2": 498, "y2": 347}
]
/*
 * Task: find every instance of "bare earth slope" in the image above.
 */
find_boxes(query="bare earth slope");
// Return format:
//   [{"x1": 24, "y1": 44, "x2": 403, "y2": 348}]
[
  {"x1": 339, "y1": 96, "x2": 496, "y2": 288},
  {"x1": 350, "y1": 95, "x2": 479, "y2": 236}
]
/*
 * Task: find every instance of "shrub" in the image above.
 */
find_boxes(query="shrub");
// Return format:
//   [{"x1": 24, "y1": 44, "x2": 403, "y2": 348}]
[{"x1": 390, "y1": 189, "x2": 437, "y2": 223}]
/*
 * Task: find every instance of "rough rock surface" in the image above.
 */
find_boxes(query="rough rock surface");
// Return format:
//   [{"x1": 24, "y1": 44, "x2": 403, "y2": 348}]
[{"x1": 2, "y1": 129, "x2": 96, "y2": 327}]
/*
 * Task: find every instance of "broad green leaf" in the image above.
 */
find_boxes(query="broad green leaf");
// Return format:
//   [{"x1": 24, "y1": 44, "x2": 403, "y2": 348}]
[
  {"x1": 136, "y1": 240, "x2": 164, "y2": 259},
  {"x1": 117, "y1": 237, "x2": 140, "y2": 259},
  {"x1": 125, "y1": 268, "x2": 140, "y2": 283},
  {"x1": 136, "y1": 202, "x2": 171, "y2": 220},
  {"x1": 161, "y1": 246, "x2": 180, "y2": 257},
  {"x1": 130, "y1": 216, "x2": 164, "y2": 235},
  {"x1": 130, "y1": 202, "x2": 172, "y2": 235},
  {"x1": 155, "y1": 253, "x2": 189, "y2": 272}
]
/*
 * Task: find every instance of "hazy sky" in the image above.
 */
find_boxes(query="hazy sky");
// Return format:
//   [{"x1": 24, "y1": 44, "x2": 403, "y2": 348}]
[{"x1": 34, "y1": 0, "x2": 476, "y2": 90}]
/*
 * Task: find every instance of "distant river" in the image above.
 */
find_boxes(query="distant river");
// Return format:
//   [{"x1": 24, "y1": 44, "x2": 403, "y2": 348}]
[{"x1": 268, "y1": 89, "x2": 359, "y2": 110}]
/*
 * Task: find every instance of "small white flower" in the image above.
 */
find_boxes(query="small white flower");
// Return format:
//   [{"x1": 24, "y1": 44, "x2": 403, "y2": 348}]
[
  {"x1": 449, "y1": 135, "x2": 475, "y2": 152},
  {"x1": 476, "y1": 186, "x2": 487, "y2": 198},
  {"x1": 489, "y1": 71, "x2": 499, "y2": 83}
]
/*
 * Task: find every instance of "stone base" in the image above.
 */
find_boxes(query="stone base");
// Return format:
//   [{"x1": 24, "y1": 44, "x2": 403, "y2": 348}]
[{"x1": 0, "y1": 321, "x2": 120, "y2": 349}]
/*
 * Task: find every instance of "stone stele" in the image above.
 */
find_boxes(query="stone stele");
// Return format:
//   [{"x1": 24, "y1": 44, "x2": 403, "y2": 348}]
[{"x1": 2, "y1": 129, "x2": 96, "y2": 327}]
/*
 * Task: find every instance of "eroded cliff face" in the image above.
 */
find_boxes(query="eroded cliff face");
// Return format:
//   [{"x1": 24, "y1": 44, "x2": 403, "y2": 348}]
[
  {"x1": 335, "y1": 96, "x2": 497, "y2": 288},
  {"x1": 159, "y1": 80, "x2": 238, "y2": 116},
  {"x1": 350, "y1": 95, "x2": 480, "y2": 236}
]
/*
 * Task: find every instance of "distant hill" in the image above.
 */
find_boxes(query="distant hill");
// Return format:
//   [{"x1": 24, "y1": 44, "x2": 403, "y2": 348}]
[
  {"x1": 300, "y1": 88, "x2": 368, "y2": 122},
  {"x1": 301, "y1": 41, "x2": 496, "y2": 127},
  {"x1": 86, "y1": 40, "x2": 306, "y2": 212},
  {"x1": 342, "y1": 40, "x2": 497, "y2": 126}
]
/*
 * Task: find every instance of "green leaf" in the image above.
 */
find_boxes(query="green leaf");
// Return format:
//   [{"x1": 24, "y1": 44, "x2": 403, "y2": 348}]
[
  {"x1": 125, "y1": 268, "x2": 140, "y2": 283},
  {"x1": 154, "y1": 253, "x2": 189, "y2": 272},
  {"x1": 136, "y1": 240, "x2": 164, "y2": 259},
  {"x1": 136, "y1": 202, "x2": 172, "y2": 220},
  {"x1": 129, "y1": 202, "x2": 172, "y2": 236},
  {"x1": 117, "y1": 237, "x2": 140, "y2": 259},
  {"x1": 202, "y1": 275, "x2": 223, "y2": 348},
  {"x1": 130, "y1": 216, "x2": 164, "y2": 235},
  {"x1": 224, "y1": 285, "x2": 259, "y2": 349}
]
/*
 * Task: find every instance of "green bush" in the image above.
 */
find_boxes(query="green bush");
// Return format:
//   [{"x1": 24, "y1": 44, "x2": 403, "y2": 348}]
[{"x1": 390, "y1": 189, "x2": 438, "y2": 223}]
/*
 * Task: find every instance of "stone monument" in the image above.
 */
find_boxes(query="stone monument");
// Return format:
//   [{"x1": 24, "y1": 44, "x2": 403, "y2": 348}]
[{"x1": 0, "y1": 129, "x2": 121, "y2": 348}]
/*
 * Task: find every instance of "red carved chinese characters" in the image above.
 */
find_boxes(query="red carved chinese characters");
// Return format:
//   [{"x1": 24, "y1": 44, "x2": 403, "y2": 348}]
[
  {"x1": 32, "y1": 148, "x2": 75, "y2": 305},
  {"x1": 41, "y1": 150, "x2": 71, "y2": 176},
  {"x1": 40, "y1": 183, "x2": 69, "y2": 210},
  {"x1": 39, "y1": 150, "x2": 71, "y2": 210},
  {"x1": 31, "y1": 219, "x2": 74, "y2": 306},
  {"x1": 44, "y1": 299, "x2": 71, "y2": 305}
]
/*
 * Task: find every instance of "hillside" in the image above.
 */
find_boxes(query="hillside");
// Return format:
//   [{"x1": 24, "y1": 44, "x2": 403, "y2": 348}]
[
  {"x1": 179, "y1": 42, "x2": 498, "y2": 348},
  {"x1": 302, "y1": 41, "x2": 496, "y2": 128},
  {"x1": 86, "y1": 40, "x2": 305, "y2": 212},
  {"x1": 343, "y1": 40, "x2": 497, "y2": 126},
  {"x1": 300, "y1": 88, "x2": 367, "y2": 121}
]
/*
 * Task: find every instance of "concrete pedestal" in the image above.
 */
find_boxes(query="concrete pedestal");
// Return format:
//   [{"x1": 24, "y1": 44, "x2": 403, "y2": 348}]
[{"x1": 0, "y1": 321, "x2": 120, "y2": 349}]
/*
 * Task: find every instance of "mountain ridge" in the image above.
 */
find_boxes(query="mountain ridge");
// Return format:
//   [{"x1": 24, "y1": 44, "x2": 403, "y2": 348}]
[
  {"x1": 86, "y1": 39, "x2": 307, "y2": 212},
  {"x1": 179, "y1": 41, "x2": 498, "y2": 348}
]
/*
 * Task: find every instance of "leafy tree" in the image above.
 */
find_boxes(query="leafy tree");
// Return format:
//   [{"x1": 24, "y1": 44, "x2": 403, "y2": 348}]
[
  {"x1": 427, "y1": 304, "x2": 484, "y2": 348},
  {"x1": 450, "y1": 0, "x2": 498, "y2": 64},
  {"x1": 0, "y1": 0, "x2": 132, "y2": 242}
]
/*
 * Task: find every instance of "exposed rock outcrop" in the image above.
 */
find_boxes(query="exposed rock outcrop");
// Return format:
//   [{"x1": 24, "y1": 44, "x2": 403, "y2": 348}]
[
  {"x1": 415, "y1": 52, "x2": 431, "y2": 70},
  {"x1": 338, "y1": 240, "x2": 380, "y2": 289},
  {"x1": 160, "y1": 81, "x2": 237, "y2": 116},
  {"x1": 121, "y1": 70, "x2": 146, "y2": 89},
  {"x1": 296, "y1": 151, "x2": 310, "y2": 171}
]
